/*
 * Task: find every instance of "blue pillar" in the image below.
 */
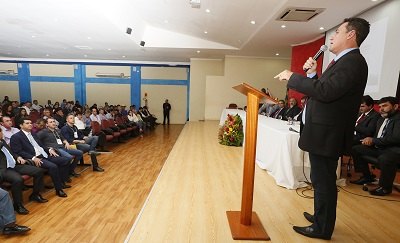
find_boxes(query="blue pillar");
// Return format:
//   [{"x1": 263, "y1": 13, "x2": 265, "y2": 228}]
[
  {"x1": 17, "y1": 63, "x2": 31, "y2": 102},
  {"x1": 74, "y1": 64, "x2": 86, "y2": 105},
  {"x1": 186, "y1": 67, "x2": 190, "y2": 121},
  {"x1": 131, "y1": 66, "x2": 141, "y2": 107}
]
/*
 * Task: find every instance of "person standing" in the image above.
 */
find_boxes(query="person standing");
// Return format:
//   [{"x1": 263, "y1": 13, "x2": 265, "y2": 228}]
[
  {"x1": 163, "y1": 99, "x2": 171, "y2": 125},
  {"x1": 275, "y1": 18, "x2": 370, "y2": 240}
]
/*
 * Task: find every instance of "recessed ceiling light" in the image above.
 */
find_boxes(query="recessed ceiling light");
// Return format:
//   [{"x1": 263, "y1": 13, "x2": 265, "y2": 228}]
[
  {"x1": 250, "y1": 20, "x2": 256, "y2": 25},
  {"x1": 84, "y1": 54, "x2": 88, "y2": 58},
  {"x1": 204, "y1": 31, "x2": 208, "y2": 34},
  {"x1": 281, "y1": 25, "x2": 286, "y2": 28},
  {"x1": 164, "y1": 20, "x2": 169, "y2": 24},
  {"x1": 87, "y1": 37, "x2": 91, "y2": 40},
  {"x1": 205, "y1": 9, "x2": 210, "y2": 13},
  {"x1": 319, "y1": 27, "x2": 325, "y2": 30},
  {"x1": 31, "y1": 35, "x2": 36, "y2": 38},
  {"x1": 275, "y1": 53, "x2": 280, "y2": 56},
  {"x1": 122, "y1": 55, "x2": 126, "y2": 58},
  {"x1": 196, "y1": 50, "x2": 201, "y2": 53},
  {"x1": 107, "y1": 48, "x2": 112, "y2": 51},
  {"x1": 371, "y1": 0, "x2": 378, "y2": 2},
  {"x1": 46, "y1": 54, "x2": 50, "y2": 57}
]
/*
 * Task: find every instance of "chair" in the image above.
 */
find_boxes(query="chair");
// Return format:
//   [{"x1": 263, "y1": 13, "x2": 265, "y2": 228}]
[
  {"x1": 360, "y1": 154, "x2": 400, "y2": 190},
  {"x1": 91, "y1": 121, "x2": 113, "y2": 142}
]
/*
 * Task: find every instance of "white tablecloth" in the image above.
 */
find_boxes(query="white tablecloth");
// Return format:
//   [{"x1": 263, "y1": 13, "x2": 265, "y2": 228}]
[{"x1": 220, "y1": 109, "x2": 311, "y2": 189}]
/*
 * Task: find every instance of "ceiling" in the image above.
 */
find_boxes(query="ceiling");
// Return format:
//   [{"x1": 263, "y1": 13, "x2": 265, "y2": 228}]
[{"x1": 0, "y1": 0, "x2": 385, "y2": 64}]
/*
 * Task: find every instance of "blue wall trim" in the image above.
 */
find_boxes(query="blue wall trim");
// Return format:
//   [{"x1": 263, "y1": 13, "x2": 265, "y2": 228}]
[
  {"x1": 85, "y1": 77, "x2": 130, "y2": 84},
  {"x1": 131, "y1": 66, "x2": 141, "y2": 107},
  {"x1": 186, "y1": 68, "x2": 190, "y2": 121},
  {"x1": 0, "y1": 75, "x2": 18, "y2": 81},
  {"x1": 30, "y1": 76, "x2": 74, "y2": 82},
  {"x1": 17, "y1": 63, "x2": 31, "y2": 102},
  {"x1": 74, "y1": 64, "x2": 85, "y2": 104},
  {"x1": 141, "y1": 79, "x2": 188, "y2": 86}
]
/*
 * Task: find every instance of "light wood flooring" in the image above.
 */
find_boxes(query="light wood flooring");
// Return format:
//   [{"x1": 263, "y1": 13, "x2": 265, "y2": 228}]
[
  {"x1": 127, "y1": 121, "x2": 400, "y2": 243},
  {"x1": 0, "y1": 124, "x2": 184, "y2": 243}
]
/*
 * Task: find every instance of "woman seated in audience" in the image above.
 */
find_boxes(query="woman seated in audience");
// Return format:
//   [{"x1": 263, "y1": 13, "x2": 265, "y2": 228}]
[
  {"x1": 52, "y1": 102, "x2": 60, "y2": 112},
  {"x1": 128, "y1": 110, "x2": 144, "y2": 133},
  {"x1": 14, "y1": 108, "x2": 28, "y2": 127},
  {"x1": 2, "y1": 104, "x2": 14, "y2": 118},
  {"x1": 31, "y1": 118, "x2": 46, "y2": 134}
]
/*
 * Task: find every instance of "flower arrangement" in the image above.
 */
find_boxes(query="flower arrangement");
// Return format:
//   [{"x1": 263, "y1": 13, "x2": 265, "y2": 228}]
[{"x1": 218, "y1": 114, "x2": 244, "y2": 146}]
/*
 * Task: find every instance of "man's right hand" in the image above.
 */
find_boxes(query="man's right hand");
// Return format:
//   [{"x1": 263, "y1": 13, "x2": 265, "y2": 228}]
[
  {"x1": 33, "y1": 158, "x2": 43, "y2": 167},
  {"x1": 303, "y1": 57, "x2": 317, "y2": 74}
]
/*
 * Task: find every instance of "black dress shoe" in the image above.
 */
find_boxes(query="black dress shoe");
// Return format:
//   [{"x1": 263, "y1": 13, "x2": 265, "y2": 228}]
[
  {"x1": 29, "y1": 194, "x2": 48, "y2": 203},
  {"x1": 369, "y1": 186, "x2": 392, "y2": 196},
  {"x1": 293, "y1": 226, "x2": 331, "y2": 240},
  {"x1": 62, "y1": 183, "x2": 72, "y2": 189},
  {"x1": 303, "y1": 212, "x2": 314, "y2": 223},
  {"x1": 2, "y1": 225, "x2": 31, "y2": 235},
  {"x1": 56, "y1": 190, "x2": 68, "y2": 197},
  {"x1": 88, "y1": 151, "x2": 101, "y2": 156},
  {"x1": 70, "y1": 171, "x2": 81, "y2": 177},
  {"x1": 13, "y1": 204, "x2": 29, "y2": 215},
  {"x1": 65, "y1": 177, "x2": 72, "y2": 183},
  {"x1": 350, "y1": 177, "x2": 376, "y2": 185},
  {"x1": 93, "y1": 166, "x2": 104, "y2": 172}
]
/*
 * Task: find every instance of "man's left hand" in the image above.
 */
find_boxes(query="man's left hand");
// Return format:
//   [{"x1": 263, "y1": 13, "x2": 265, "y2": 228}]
[
  {"x1": 274, "y1": 70, "x2": 293, "y2": 81},
  {"x1": 361, "y1": 137, "x2": 374, "y2": 146}
]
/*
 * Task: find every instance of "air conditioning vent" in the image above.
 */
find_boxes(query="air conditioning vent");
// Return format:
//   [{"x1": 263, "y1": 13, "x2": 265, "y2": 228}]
[{"x1": 277, "y1": 8, "x2": 325, "y2": 22}]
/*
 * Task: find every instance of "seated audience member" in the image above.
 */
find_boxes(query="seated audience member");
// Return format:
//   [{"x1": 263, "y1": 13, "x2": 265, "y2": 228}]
[
  {"x1": 98, "y1": 108, "x2": 108, "y2": 121},
  {"x1": 45, "y1": 100, "x2": 53, "y2": 109},
  {"x1": 270, "y1": 100, "x2": 287, "y2": 119},
  {"x1": 31, "y1": 100, "x2": 42, "y2": 112},
  {"x1": 1, "y1": 96, "x2": 11, "y2": 106},
  {"x1": 0, "y1": 116, "x2": 19, "y2": 144},
  {"x1": 53, "y1": 108, "x2": 66, "y2": 129},
  {"x1": 37, "y1": 118, "x2": 83, "y2": 178},
  {"x1": 74, "y1": 112, "x2": 91, "y2": 136},
  {"x1": 52, "y1": 102, "x2": 60, "y2": 111},
  {"x1": 293, "y1": 96, "x2": 309, "y2": 121},
  {"x1": 2, "y1": 104, "x2": 14, "y2": 118},
  {"x1": 283, "y1": 98, "x2": 301, "y2": 120},
  {"x1": 11, "y1": 101, "x2": 20, "y2": 117},
  {"x1": 60, "y1": 99, "x2": 68, "y2": 109},
  {"x1": 60, "y1": 114, "x2": 104, "y2": 172},
  {"x1": 14, "y1": 108, "x2": 28, "y2": 127},
  {"x1": 350, "y1": 96, "x2": 400, "y2": 196},
  {"x1": 42, "y1": 108, "x2": 53, "y2": 120},
  {"x1": 21, "y1": 102, "x2": 32, "y2": 116},
  {"x1": 83, "y1": 110, "x2": 92, "y2": 128},
  {"x1": 0, "y1": 188, "x2": 31, "y2": 235},
  {"x1": 10, "y1": 118, "x2": 69, "y2": 198},
  {"x1": 1, "y1": 128, "x2": 47, "y2": 215},
  {"x1": 90, "y1": 108, "x2": 102, "y2": 124},
  {"x1": 31, "y1": 118, "x2": 46, "y2": 134},
  {"x1": 258, "y1": 101, "x2": 279, "y2": 116},
  {"x1": 128, "y1": 110, "x2": 144, "y2": 133},
  {"x1": 119, "y1": 105, "x2": 128, "y2": 116},
  {"x1": 353, "y1": 95, "x2": 380, "y2": 144}
]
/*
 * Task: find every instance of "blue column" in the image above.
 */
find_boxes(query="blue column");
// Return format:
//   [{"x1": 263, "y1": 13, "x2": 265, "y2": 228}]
[
  {"x1": 186, "y1": 67, "x2": 190, "y2": 121},
  {"x1": 74, "y1": 64, "x2": 86, "y2": 105},
  {"x1": 131, "y1": 66, "x2": 141, "y2": 107},
  {"x1": 17, "y1": 63, "x2": 31, "y2": 102}
]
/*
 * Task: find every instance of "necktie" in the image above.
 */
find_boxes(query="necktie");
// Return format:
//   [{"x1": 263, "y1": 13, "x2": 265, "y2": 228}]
[
  {"x1": 355, "y1": 113, "x2": 366, "y2": 126},
  {"x1": 26, "y1": 132, "x2": 48, "y2": 158},
  {"x1": 377, "y1": 118, "x2": 389, "y2": 138},
  {"x1": 326, "y1": 59, "x2": 336, "y2": 69},
  {"x1": 1, "y1": 146, "x2": 16, "y2": 168}
]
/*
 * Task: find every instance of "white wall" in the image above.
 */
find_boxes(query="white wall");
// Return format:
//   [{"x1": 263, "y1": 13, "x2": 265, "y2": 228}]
[
  {"x1": 0, "y1": 81, "x2": 19, "y2": 101},
  {"x1": 30, "y1": 64, "x2": 74, "y2": 77},
  {"x1": 31, "y1": 82, "x2": 74, "y2": 104},
  {"x1": 86, "y1": 65, "x2": 130, "y2": 78},
  {"x1": 86, "y1": 83, "x2": 130, "y2": 106}
]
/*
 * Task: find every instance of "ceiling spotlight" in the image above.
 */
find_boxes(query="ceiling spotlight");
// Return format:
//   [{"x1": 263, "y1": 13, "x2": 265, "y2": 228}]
[
  {"x1": 84, "y1": 54, "x2": 88, "y2": 58},
  {"x1": 122, "y1": 55, "x2": 126, "y2": 58},
  {"x1": 275, "y1": 53, "x2": 280, "y2": 56},
  {"x1": 196, "y1": 50, "x2": 201, "y2": 53},
  {"x1": 140, "y1": 41, "x2": 145, "y2": 47},
  {"x1": 164, "y1": 20, "x2": 169, "y2": 24},
  {"x1": 250, "y1": 20, "x2": 256, "y2": 25},
  {"x1": 46, "y1": 54, "x2": 50, "y2": 57},
  {"x1": 126, "y1": 27, "x2": 132, "y2": 35},
  {"x1": 31, "y1": 35, "x2": 36, "y2": 38},
  {"x1": 319, "y1": 27, "x2": 325, "y2": 30},
  {"x1": 205, "y1": 9, "x2": 210, "y2": 13},
  {"x1": 204, "y1": 31, "x2": 208, "y2": 34},
  {"x1": 107, "y1": 48, "x2": 112, "y2": 51},
  {"x1": 281, "y1": 25, "x2": 286, "y2": 28}
]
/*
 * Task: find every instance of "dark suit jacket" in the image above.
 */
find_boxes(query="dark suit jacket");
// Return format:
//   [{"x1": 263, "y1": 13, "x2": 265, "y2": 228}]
[
  {"x1": 283, "y1": 106, "x2": 301, "y2": 120},
  {"x1": 288, "y1": 49, "x2": 368, "y2": 157},
  {"x1": 372, "y1": 111, "x2": 400, "y2": 153},
  {"x1": 9, "y1": 130, "x2": 51, "y2": 159},
  {"x1": 0, "y1": 139, "x2": 19, "y2": 172},
  {"x1": 354, "y1": 109, "x2": 380, "y2": 141}
]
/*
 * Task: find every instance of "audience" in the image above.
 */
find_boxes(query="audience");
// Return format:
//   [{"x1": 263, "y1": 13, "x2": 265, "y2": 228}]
[
  {"x1": 353, "y1": 95, "x2": 380, "y2": 145},
  {"x1": 283, "y1": 98, "x2": 301, "y2": 120},
  {"x1": 270, "y1": 100, "x2": 287, "y2": 119},
  {"x1": 0, "y1": 116, "x2": 20, "y2": 145},
  {"x1": 350, "y1": 96, "x2": 400, "y2": 196}
]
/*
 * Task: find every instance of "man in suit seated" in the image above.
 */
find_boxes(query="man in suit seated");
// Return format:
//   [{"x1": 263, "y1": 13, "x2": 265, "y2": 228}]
[
  {"x1": 1, "y1": 128, "x2": 47, "y2": 215},
  {"x1": 353, "y1": 95, "x2": 379, "y2": 145},
  {"x1": 0, "y1": 188, "x2": 30, "y2": 235},
  {"x1": 60, "y1": 114, "x2": 104, "y2": 172},
  {"x1": 0, "y1": 116, "x2": 19, "y2": 145},
  {"x1": 351, "y1": 96, "x2": 400, "y2": 196},
  {"x1": 37, "y1": 118, "x2": 84, "y2": 178},
  {"x1": 10, "y1": 118, "x2": 69, "y2": 198},
  {"x1": 283, "y1": 98, "x2": 301, "y2": 120},
  {"x1": 270, "y1": 100, "x2": 287, "y2": 119}
]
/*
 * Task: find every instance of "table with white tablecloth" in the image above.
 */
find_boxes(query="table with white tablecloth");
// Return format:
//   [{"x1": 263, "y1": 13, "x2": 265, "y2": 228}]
[{"x1": 220, "y1": 109, "x2": 317, "y2": 189}]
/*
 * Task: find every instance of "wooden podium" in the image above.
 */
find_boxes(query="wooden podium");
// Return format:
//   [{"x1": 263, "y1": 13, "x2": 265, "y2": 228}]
[{"x1": 226, "y1": 83, "x2": 277, "y2": 241}]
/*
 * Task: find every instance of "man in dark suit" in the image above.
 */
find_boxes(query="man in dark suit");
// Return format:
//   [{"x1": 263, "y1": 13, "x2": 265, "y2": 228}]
[
  {"x1": 283, "y1": 98, "x2": 302, "y2": 120},
  {"x1": 270, "y1": 100, "x2": 287, "y2": 119},
  {"x1": 0, "y1": 128, "x2": 47, "y2": 215},
  {"x1": 275, "y1": 18, "x2": 370, "y2": 240},
  {"x1": 163, "y1": 99, "x2": 171, "y2": 125},
  {"x1": 10, "y1": 118, "x2": 70, "y2": 198},
  {"x1": 353, "y1": 95, "x2": 380, "y2": 144},
  {"x1": 351, "y1": 97, "x2": 400, "y2": 196}
]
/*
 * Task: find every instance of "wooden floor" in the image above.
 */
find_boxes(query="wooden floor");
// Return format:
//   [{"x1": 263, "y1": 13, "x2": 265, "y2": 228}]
[
  {"x1": 0, "y1": 124, "x2": 184, "y2": 243},
  {"x1": 2, "y1": 121, "x2": 400, "y2": 242},
  {"x1": 127, "y1": 121, "x2": 400, "y2": 243}
]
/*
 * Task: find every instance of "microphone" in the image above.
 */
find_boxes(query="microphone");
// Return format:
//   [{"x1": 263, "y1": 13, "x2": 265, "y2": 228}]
[{"x1": 303, "y1": 45, "x2": 328, "y2": 72}]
